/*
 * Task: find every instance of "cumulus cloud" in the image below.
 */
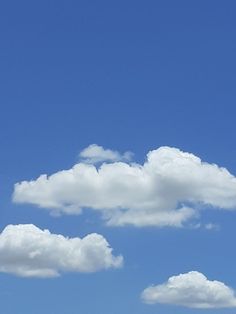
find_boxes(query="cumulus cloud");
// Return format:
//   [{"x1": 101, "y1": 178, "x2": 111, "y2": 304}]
[
  {"x1": 13, "y1": 146, "x2": 236, "y2": 227},
  {"x1": 79, "y1": 144, "x2": 133, "y2": 163},
  {"x1": 0, "y1": 224, "x2": 123, "y2": 278},
  {"x1": 141, "y1": 271, "x2": 236, "y2": 309}
]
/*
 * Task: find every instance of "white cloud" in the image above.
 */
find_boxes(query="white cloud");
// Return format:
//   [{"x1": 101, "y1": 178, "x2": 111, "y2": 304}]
[
  {"x1": 141, "y1": 271, "x2": 236, "y2": 309},
  {"x1": 0, "y1": 224, "x2": 123, "y2": 278},
  {"x1": 13, "y1": 146, "x2": 236, "y2": 227},
  {"x1": 205, "y1": 223, "x2": 220, "y2": 231},
  {"x1": 79, "y1": 144, "x2": 133, "y2": 163}
]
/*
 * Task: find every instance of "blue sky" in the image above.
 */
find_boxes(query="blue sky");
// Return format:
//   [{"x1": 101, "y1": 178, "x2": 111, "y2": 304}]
[{"x1": 1, "y1": 1, "x2": 236, "y2": 313}]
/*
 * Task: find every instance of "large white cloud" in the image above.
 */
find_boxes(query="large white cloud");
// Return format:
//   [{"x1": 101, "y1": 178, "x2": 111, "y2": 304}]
[
  {"x1": 0, "y1": 224, "x2": 123, "y2": 278},
  {"x1": 141, "y1": 271, "x2": 236, "y2": 309},
  {"x1": 13, "y1": 145, "x2": 236, "y2": 227}
]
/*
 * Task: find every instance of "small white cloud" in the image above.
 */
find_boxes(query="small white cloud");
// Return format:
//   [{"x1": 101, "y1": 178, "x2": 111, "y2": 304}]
[
  {"x1": 141, "y1": 271, "x2": 236, "y2": 309},
  {"x1": 0, "y1": 224, "x2": 123, "y2": 278},
  {"x1": 79, "y1": 144, "x2": 133, "y2": 163},
  {"x1": 205, "y1": 223, "x2": 220, "y2": 230},
  {"x1": 13, "y1": 146, "x2": 236, "y2": 227}
]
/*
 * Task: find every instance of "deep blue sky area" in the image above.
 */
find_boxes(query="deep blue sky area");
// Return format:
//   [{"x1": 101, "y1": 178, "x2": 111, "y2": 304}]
[{"x1": 0, "y1": 1, "x2": 236, "y2": 313}]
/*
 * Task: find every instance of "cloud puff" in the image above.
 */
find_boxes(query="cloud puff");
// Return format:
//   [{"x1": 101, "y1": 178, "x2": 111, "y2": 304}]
[
  {"x1": 79, "y1": 144, "x2": 133, "y2": 163},
  {"x1": 0, "y1": 224, "x2": 123, "y2": 278},
  {"x1": 141, "y1": 271, "x2": 236, "y2": 309},
  {"x1": 13, "y1": 146, "x2": 236, "y2": 227}
]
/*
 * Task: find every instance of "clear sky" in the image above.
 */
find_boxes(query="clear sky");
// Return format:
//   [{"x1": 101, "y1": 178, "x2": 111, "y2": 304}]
[{"x1": 1, "y1": 1, "x2": 236, "y2": 313}]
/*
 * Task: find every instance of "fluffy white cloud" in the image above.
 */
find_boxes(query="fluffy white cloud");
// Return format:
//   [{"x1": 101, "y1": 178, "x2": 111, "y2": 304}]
[
  {"x1": 141, "y1": 271, "x2": 236, "y2": 309},
  {"x1": 13, "y1": 146, "x2": 236, "y2": 227},
  {"x1": 79, "y1": 144, "x2": 133, "y2": 163},
  {"x1": 0, "y1": 224, "x2": 123, "y2": 278}
]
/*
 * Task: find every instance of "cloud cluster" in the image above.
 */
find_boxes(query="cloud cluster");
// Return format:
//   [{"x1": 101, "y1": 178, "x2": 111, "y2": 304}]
[
  {"x1": 0, "y1": 224, "x2": 123, "y2": 278},
  {"x1": 141, "y1": 271, "x2": 236, "y2": 309},
  {"x1": 13, "y1": 145, "x2": 236, "y2": 227}
]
